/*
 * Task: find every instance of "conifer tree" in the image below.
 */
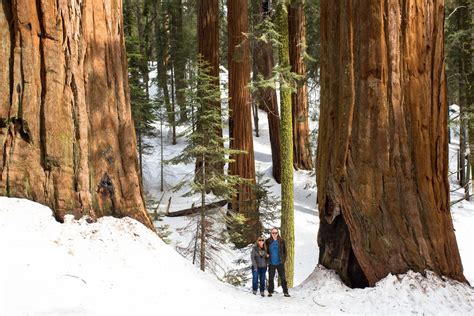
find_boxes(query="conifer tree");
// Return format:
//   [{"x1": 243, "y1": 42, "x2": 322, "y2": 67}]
[
  {"x1": 124, "y1": 0, "x2": 157, "y2": 186},
  {"x1": 169, "y1": 60, "x2": 245, "y2": 271}
]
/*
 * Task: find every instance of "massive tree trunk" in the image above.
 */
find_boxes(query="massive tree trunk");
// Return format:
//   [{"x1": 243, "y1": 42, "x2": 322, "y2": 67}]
[
  {"x1": 196, "y1": 0, "x2": 223, "y2": 179},
  {"x1": 317, "y1": 0, "x2": 466, "y2": 288},
  {"x1": 0, "y1": 0, "x2": 154, "y2": 231},
  {"x1": 289, "y1": 0, "x2": 313, "y2": 170},
  {"x1": 228, "y1": 0, "x2": 260, "y2": 243},
  {"x1": 277, "y1": 0, "x2": 295, "y2": 288},
  {"x1": 254, "y1": 0, "x2": 282, "y2": 183}
]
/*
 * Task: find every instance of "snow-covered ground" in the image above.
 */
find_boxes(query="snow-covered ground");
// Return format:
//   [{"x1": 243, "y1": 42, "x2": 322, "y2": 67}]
[{"x1": 1, "y1": 197, "x2": 473, "y2": 315}]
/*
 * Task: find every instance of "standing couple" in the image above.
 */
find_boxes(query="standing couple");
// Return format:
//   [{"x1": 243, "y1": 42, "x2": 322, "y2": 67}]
[{"x1": 251, "y1": 228, "x2": 290, "y2": 297}]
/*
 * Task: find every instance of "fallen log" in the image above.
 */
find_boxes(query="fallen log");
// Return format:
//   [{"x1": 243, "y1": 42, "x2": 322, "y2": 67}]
[{"x1": 166, "y1": 200, "x2": 228, "y2": 217}]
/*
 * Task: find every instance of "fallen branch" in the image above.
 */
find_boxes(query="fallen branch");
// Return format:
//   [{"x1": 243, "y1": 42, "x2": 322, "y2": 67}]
[
  {"x1": 312, "y1": 297, "x2": 326, "y2": 307},
  {"x1": 166, "y1": 200, "x2": 228, "y2": 217},
  {"x1": 450, "y1": 194, "x2": 474, "y2": 206},
  {"x1": 62, "y1": 274, "x2": 87, "y2": 285}
]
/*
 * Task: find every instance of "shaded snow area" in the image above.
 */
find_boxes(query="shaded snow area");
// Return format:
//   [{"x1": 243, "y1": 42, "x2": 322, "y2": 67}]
[{"x1": 1, "y1": 197, "x2": 474, "y2": 315}]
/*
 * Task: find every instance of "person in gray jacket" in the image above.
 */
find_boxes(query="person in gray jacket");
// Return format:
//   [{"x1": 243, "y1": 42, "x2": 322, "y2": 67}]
[{"x1": 251, "y1": 236, "x2": 269, "y2": 296}]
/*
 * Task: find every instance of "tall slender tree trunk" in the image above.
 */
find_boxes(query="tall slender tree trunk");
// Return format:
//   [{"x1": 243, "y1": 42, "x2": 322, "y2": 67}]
[
  {"x1": 277, "y1": 0, "x2": 295, "y2": 288},
  {"x1": 459, "y1": 56, "x2": 467, "y2": 190},
  {"x1": 254, "y1": 0, "x2": 282, "y2": 183},
  {"x1": 156, "y1": 3, "x2": 173, "y2": 127},
  {"x1": 456, "y1": 1, "x2": 474, "y2": 199},
  {"x1": 200, "y1": 155, "x2": 206, "y2": 271},
  {"x1": 289, "y1": 0, "x2": 313, "y2": 170},
  {"x1": 317, "y1": 0, "x2": 466, "y2": 288},
  {"x1": 0, "y1": 0, "x2": 154, "y2": 231},
  {"x1": 172, "y1": 0, "x2": 187, "y2": 123},
  {"x1": 133, "y1": 0, "x2": 150, "y2": 186},
  {"x1": 196, "y1": 0, "x2": 223, "y2": 179},
  {"x1": 228, "y1": 0, "x2": 260, "y2": 243},
  {"x1": 170, "y1": 63, "x2": 177, "y2": 145}
]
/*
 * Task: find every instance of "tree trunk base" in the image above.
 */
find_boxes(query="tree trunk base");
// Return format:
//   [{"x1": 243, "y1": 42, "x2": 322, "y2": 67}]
[{"x1": 318, "y1": 213, "x2": 368, "y2": 288}]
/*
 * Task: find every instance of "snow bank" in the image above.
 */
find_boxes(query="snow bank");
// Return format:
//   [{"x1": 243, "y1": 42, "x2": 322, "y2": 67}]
[{"x1": 1, "y1": 197, "x2": 473, "y2": 315}]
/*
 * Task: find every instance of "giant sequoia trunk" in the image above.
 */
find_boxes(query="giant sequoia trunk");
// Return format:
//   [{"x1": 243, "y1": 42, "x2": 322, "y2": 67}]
[
  {"x1": 317, "y1": 0, "x2": 466, "y2": 287},
  {"x1": 228, "y1": 0, "x2": 260, "y2": 243},
  {"x1": 0, "y1": 0, "x2": 154, "y2": 231},
  {"x1": 289, "y1": 0, "x2": 313, "y2": 170}
]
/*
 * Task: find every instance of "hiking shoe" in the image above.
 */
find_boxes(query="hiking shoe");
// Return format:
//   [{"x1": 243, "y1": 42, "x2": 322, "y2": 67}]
[
  {"x1": 284, "y1": 293, "x2": 291, "y2": 297},
  {"x1": 252, "y1": 290, "x2": 257, "y2": 295},
  {"x1": 260, "y1": 292, "x2": 265, "y2": 297}
]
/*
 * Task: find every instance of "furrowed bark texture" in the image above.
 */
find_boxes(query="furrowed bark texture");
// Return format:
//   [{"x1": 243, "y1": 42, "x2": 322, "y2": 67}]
[
  {"x1": 228, "y1": 0, "x2": 260, "y2": 242},
  {"x1": 0, "y1": 0, "x2": 154, "y2": 231},
  {"x1": 289, "y1": 0, "x2": 312, "y2": 170},
  {"x1": 254, "y1": 0, "x2": 282, "y2": 183},
  {"x1": 196, "y1": 0, "x2": 223, "y2": 179},
  {"x1": 317, "y1": 0, "x2": 466, "y2": 287}
]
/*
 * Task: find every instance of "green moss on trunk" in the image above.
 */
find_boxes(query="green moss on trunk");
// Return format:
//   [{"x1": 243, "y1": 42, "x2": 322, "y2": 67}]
[{"x1": 277, "y1": 0, "x2": 295, "y2": 288}]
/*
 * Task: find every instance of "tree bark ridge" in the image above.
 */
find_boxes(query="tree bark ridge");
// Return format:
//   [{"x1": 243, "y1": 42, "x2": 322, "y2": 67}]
[
  {"x1": 317, "y1": 0, "x2": 466, "y2": 287},
  {"x1": 0, "y1": 0, "x2": 154, "y2": 231}
]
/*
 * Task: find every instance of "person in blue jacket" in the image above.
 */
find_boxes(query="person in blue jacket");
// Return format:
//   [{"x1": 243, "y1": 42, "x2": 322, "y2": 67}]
[{"x1": 265, "y1": 228, "x2": 290, "y2": 297}]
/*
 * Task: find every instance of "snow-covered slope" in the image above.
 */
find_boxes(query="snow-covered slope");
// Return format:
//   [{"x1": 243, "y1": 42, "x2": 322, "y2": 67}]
[{"x1": 1, "y1": 197, "x2": 473, "y2": 315}]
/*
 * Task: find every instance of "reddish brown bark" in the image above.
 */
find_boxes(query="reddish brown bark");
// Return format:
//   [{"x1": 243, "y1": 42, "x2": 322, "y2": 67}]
[
  {"x1": 317, "y1": 0, "x2": 466, "y2": 287},
  {"x1": 254, "y1": 1, "x2": 281, "y2": 183},
  {"x1": 289, "y1": 0, "x2": 312, "y2": 170},
  {"x1": 228, "y1": 0, "x2": 260, "y2": 241},
  {"x1": 0, "y1": 0, "x2": 154, "y2": 231},
  {"x1": 196, "y1": 0, "x2": 223, "y2": 178}
]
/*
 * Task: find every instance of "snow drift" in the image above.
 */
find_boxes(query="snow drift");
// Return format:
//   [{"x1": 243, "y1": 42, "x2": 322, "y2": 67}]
[{"x1": 1, "y1": 197, "x2": 473, "y2": 315}]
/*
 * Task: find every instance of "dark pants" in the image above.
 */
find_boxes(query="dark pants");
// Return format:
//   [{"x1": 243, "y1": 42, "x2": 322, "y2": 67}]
[
  {"x1": 268, "y1": 264, "x2": 288, "y2": 294},
  {"x1": 252, "y1": 266, "x2": 267, "y2": 292}
]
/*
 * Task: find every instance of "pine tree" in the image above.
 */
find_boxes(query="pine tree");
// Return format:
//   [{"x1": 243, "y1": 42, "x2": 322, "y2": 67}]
[
  {"x1": 170, "y1": 0, "x2": 188, "y2": 123},
  {"x1": 304, "y1": 0, "x2": 320, "y2": 84},
  {"x1": 124, "y1": 0, "x2": 157, "y2": 186},
  {"x1": 445, "y1": 1, "x2": 473, "y2": 199},
  {"x1": 169, "y1": 60, "x2": 245, "y2": 271},
  {"x1": 155, "y1": 1, "x2": 176, "y2": 144}
]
